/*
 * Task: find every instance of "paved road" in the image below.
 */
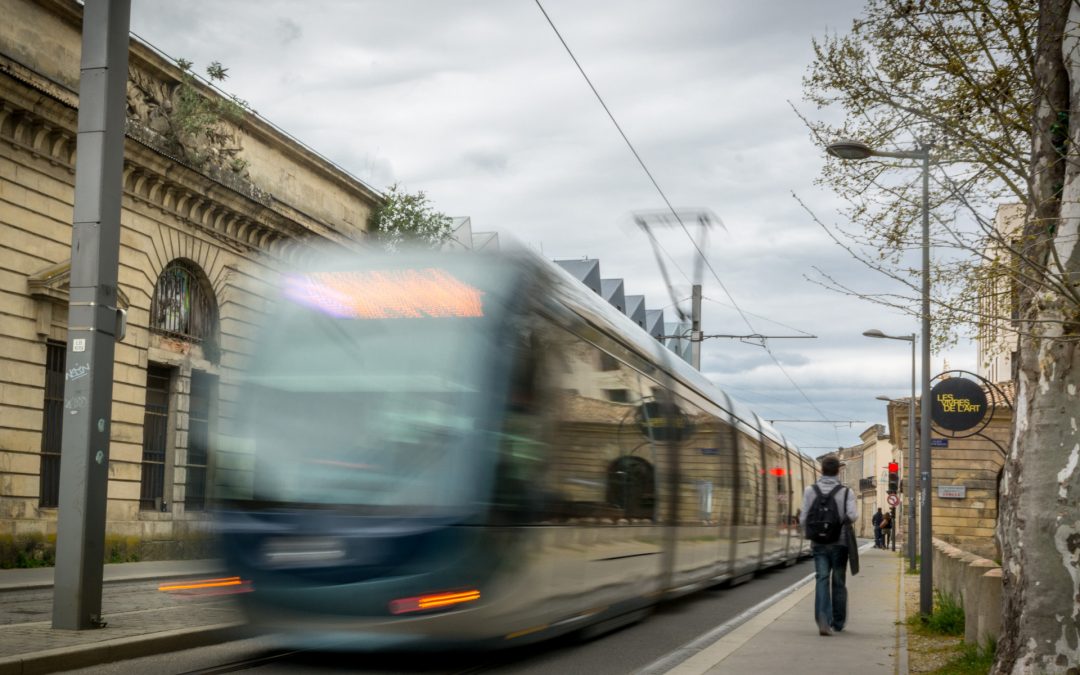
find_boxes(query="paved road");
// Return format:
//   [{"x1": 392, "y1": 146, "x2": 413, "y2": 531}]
[{"x1": 55, "y1": 559, "x2": 816, "y2": 675}]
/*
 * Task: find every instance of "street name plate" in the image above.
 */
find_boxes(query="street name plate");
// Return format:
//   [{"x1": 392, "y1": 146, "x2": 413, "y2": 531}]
[{"x1": 938, "y1": 485, "x2": 966, "y2": 499}]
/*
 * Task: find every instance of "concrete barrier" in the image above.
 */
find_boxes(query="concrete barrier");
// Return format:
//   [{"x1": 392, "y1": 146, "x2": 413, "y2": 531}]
[
  {"x1": 963, "y1": 558, "x2": 998, "y2": 644},
  {"x1": 977, "y1": 568, "x2": 1003, "y2": 645},
  {"x1": 930, "y1": 538, "x2": 1002, "y2": 645}
]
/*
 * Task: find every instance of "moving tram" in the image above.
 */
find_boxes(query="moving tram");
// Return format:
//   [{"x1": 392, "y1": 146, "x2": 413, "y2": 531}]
[{"x1": 212, "y1": 247, "x2": 818, "y2": 649}]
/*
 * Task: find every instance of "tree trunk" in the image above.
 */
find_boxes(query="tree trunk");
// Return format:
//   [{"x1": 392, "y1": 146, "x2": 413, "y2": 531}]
[{"x1": 993, "y1": 1, "x2": 1080, "y2": 672}]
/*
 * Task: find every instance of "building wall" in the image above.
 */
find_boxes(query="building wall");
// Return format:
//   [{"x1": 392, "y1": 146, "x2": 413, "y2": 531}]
[
  {"x1": 976, "y1": 203, "x2": 1023, "y2": 385},
  {"x1": 0, "y1": 0, "x2": 380, "y2": 559},
  {"x1": 882, "y1": 391, "x2": 1010, "y2": 561}
]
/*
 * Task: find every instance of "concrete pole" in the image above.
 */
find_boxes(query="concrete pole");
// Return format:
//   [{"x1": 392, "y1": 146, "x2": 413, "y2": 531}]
[{"x1": 52, "y1": 0, "x2": 131, "y2": 630}]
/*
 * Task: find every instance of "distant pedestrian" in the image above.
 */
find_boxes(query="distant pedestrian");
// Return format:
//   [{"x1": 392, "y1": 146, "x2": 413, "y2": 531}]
[
  {"x1": 872, "y1": 507, "x2": 884, "y2": 549},
  {"x1": 799, "y1": 454, "x2": 857, "y2": 636},
  {"x1": 881, "y1": 512, "x2": 893, "y2": 549}
]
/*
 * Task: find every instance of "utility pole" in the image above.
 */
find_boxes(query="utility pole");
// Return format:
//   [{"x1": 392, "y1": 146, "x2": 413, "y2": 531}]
[
  {"x1": 690, "y1": 284, "x2": 702, "y2": 370},
  {"x1": 52, "y1": 0, "x2": 131, "y2": 631}
]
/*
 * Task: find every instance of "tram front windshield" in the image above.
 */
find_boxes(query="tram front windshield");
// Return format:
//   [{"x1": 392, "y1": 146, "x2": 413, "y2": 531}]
[{"x1": 219, "y1": 257, "x2": 518, "y2": 514}]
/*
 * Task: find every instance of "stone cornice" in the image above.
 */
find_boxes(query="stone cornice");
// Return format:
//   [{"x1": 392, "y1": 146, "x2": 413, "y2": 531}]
[
  {"x1": 0, "y1": 69, "x2": 367, "y2": 261},
  {"x1": 30, "y1": 0, "x2": 383, "y2": 208}
]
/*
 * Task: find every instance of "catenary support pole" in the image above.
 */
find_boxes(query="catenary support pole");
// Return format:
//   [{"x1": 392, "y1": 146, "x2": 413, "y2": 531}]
[
  {"x1": 52, "y1": 0, "x2": 131, "y2": 631},
  {"x1": 691, "y1": 284, "x2": 702, "y2": 370}
]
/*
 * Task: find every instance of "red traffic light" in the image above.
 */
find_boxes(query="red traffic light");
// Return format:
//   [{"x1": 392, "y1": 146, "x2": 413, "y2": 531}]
[{"x1": 888, "y1": 462, "x2": 899, "y2": 474}]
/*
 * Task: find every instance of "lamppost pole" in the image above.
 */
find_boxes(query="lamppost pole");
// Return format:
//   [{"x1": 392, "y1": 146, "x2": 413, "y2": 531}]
[
  {"x1": 832, "y1": 138, "x2": 932, "y2": 615},
  {"x1": 918, "y1": 145, "x2": 933, "y2": 616},
  {"x1": 908, "y1": 335, "x2": 917, "y2": 573}
]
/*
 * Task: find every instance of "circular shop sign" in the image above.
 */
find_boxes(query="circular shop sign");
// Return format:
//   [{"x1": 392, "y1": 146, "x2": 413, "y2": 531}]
[
  {"x1": 887, "y1": 493, "x2": 900, "y2": 507},
  {"x1": 930, "y1": 377, "x2": 989, "y2": 432}
]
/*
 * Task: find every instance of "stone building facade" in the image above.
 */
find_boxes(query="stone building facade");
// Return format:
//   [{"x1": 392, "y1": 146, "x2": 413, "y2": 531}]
[
  {"x1": 1, "y1": 0, "x2": 381, "y2": 559},
  {"x1": 880, "y1": 383, "x2": 1012, "y2": 560}
]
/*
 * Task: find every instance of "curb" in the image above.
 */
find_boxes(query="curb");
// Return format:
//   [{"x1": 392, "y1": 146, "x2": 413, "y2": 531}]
[
  {"x1": 0, "y1": 566, "x2": 224, "y2": 593},
  {"x1": 0, "y1": 622, "x2": 245, "y2": 675}
]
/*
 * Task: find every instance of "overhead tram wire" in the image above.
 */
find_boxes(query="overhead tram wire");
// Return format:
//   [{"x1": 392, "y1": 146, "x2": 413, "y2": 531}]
[{"x1": 532, "y1": 0, "x2": 837, "y2": 438}]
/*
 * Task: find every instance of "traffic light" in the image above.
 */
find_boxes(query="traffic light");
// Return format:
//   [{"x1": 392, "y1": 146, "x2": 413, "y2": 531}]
[{"x1": 887, "y1": 462, "x2": 899, "y2": 493}]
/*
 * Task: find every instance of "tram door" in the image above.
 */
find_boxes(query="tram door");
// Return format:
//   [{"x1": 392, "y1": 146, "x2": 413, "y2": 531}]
[
  {"x1": 734, "y1": 429, "x2": 764, "y2": 575},
  {"x1": 664, "y1": 392, "x2": 728, "y2": 588},
  {"x1": 763, "y1": 438, "x2": 789, "y2": 565}
]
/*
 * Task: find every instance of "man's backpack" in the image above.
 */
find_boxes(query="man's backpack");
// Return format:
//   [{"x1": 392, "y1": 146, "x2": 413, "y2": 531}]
[{"x1": 805, "y1": 484, "x2": 846, "y2": 544}]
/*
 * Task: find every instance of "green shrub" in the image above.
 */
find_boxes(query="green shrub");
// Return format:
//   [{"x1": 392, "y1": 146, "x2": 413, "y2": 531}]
[
  {"x1": 907, "y1": 591, "x2": 965, "y2": 637},
  {"x1": 0, "y1": 532, "x2": 56, "y2": 568},
  {"x1": 927, "y1": 591, "x2": 965, "y2": 635}
]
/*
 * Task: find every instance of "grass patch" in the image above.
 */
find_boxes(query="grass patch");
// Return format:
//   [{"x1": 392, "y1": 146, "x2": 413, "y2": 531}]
[
  {"x1": 907, "y1": 591, "x2": 965, "y2": 637},
  {"x1": 926, "y1": 639, "x2": 996, "y2": 675},
  {"x1": 0, "y1": 533, "x2": 144, "y2": 568},
  {"x1": 902, "y1": 553, "x2": 921, "y2": 574},
  {"x1": 104, "y1": 535, "x2": 142, "y2": 564}
]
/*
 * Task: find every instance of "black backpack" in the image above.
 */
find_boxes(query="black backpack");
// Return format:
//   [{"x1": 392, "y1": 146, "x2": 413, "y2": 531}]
[{"x1": 805, "y1": 484, "x2": 847, "y2": 544}]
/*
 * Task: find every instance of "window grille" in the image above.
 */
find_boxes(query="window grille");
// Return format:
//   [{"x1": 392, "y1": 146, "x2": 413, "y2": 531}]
[
  {"x1": 151, "y1": 261, "x2": 216, "y2": 341},
  {"x1": 140, "y1": 365, "x2": 171, "y2": 510},
  {"x1": 186, "y1": 371, "x2": 216, "y2": 511},
  {"x1": 39, "y1": 341, "x2": 65, "y2": 508}
]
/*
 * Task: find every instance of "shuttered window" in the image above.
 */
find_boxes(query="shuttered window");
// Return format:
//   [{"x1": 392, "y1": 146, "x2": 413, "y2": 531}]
[
  {"x1": 140, "y1": 365, "x2": 171, "y2": 510},
  {"x1": 39, "y1": 341, "x2": 65, "y2": 508}
]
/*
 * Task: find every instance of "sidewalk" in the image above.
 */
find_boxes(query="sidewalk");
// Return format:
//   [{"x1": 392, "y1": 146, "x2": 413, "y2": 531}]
[
  {"x1": 0, "y1": 559, "x2": 244, "y2": 675},
  {"x1": 665, "y1": 544, "x2": 906, "y2": 674}
]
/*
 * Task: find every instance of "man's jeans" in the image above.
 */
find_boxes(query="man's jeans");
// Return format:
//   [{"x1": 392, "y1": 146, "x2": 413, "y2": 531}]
[
  {"x1": 812, "y1": 542, "x2": 849, "y2": 631},
  {"x1": 874, "y1": 526, "x2": 883, "y2": 547}
]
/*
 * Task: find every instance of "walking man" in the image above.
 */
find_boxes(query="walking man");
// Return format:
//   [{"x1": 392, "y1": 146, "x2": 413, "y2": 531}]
[
  {"x1": 799, "y1": 454, "x2": 858, "y2": 636},
  {"x1": 872, "y1": 507, "x2": 884, "y2": 549}
]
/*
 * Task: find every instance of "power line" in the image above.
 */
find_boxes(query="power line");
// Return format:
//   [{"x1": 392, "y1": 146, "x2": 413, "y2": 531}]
[{"x1": 532, "y1": 0, "x2": 835, "y2": 435}]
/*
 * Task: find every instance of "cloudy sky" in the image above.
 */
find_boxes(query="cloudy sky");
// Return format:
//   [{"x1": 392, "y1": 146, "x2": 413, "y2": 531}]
[{"x1": 129, "y1": 0, "x2": 976, "y2": 455}]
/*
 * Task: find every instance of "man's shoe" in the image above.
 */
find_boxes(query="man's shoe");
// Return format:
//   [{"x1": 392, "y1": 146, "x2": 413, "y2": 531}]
[{"x1": 817, "y1": 620, "x2": 833, "y2": 636}]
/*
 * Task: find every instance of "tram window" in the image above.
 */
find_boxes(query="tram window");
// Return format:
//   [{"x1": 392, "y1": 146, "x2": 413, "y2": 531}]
[
  {"x1": 606, "y1": 456, "x2": 656, "y2": 519},
  {"x1": 765, "y1": 441, "x2": 789, "y2": 529},
  {"x1": 542, "y1": 326, "x2": 654, "y2": 523}
]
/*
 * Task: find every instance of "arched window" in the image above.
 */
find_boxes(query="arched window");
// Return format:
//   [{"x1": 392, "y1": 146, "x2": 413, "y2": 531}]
[{"x1": 151, "y1": 260, "x2": 217, "y2": 342}]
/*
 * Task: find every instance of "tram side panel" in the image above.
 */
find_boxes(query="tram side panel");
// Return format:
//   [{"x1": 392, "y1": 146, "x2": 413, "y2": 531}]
[
  {"x1": 733, "y1": 429, "x2": 765, "y2": 575},
  {"x1": 540, "y1": 321, "x2": 665, "y2": 616}
]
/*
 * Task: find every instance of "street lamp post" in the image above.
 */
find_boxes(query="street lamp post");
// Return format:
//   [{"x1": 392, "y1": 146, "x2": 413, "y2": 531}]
[
  {"x1": 830, "y1": 139, "x2": 933, "y2": 615},
  {"x1": 868, "y1": 330, "x2": 917, "y2": 573}
]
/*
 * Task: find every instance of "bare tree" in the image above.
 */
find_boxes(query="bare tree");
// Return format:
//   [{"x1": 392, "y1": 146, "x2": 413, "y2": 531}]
[{"x1": 800, "y1": 0, "x2": 1039, "y2": 350}]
